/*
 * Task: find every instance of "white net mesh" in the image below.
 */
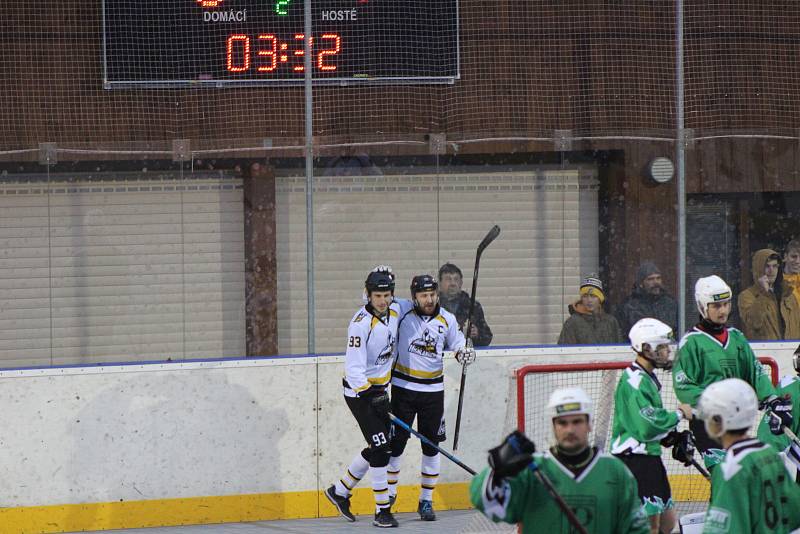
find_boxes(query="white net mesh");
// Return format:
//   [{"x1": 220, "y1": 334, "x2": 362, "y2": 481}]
[{"x1": 4, "y1": 1, "x2": 800, "y2": 155}]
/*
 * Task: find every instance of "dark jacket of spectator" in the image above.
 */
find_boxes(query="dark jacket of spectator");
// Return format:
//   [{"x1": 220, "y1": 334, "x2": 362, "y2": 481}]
[
  {"x1": 558, "y1": 301, "x2": 623, "y2": 345},
  {"x1": 616, "y1": 262, "x2": 678, "y2": 337},
  {"x1": 439, "y1": 290, "x2": 493, "y2": 347},
  {"x1": 558, "y1": 275, "x2": 623, "y2": 345}
]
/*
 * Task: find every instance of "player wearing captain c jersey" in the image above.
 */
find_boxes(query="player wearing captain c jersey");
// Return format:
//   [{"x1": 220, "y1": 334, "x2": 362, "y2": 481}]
[
  {"x1": 697, "y1": 378, "x2": 800, "y2": 534},
  {"x1": 325, "y1": 269, "x2": 401, "y2": 528},
  {"x1": 672, "y1": 275, "x2": 792, "y2": 469},
  {"x1": 387, "y1": 274, "x2": 474, "y2": 521},
  {"x1": 470, "y1": 387, "x2": 649, "y2": 534},
  {"x1": 611, "y1": 318, "x2": 694, "y2": 534}
]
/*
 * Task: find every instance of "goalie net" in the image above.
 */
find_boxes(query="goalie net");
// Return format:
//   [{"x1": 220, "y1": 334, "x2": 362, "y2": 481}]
[{"x1": 459, "y1": 357, "x2": 779, "y2": 533}]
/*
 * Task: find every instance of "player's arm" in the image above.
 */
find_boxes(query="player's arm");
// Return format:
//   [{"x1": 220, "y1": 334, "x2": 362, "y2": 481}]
[
  {"x1": 672, "y1": 339, "x2": 705, "y2": 406},
  {"x1": 615, "y1": 463, "x2": 649, "y2": 534},
  {"x1": 470, "y1": 431, "x2": 535, "y2": 525},
  {"x1": 620, "y1": 383, "x2": 682, "y2": 442},
  {"x1": 344, "y1": 321, "x2": 371, "y2": 395}
]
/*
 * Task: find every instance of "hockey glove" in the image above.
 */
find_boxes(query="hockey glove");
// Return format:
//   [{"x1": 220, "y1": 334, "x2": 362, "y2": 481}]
[
  {"x1": 362, "y1": 387, "x2": 390, "y2": 415},
  {"x1": 766, "y1": 395, "x2": 793, "y2": 436},
  {"x1": 488, "y1": 430, "x2": 536, "y2": 479},
  {"x1": 671, "y1": 430, "x2": 697, "y2": 467},
  {"x1": 455, "y1": 342, "x2": 476, "y2": 366}
]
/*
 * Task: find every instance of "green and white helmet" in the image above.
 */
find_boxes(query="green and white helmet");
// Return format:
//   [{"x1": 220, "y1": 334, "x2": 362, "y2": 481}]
[
  {"x1": 695, "y1": 275, "x2": 732, "y2": 319},
  {"x1": 698, "y1": 378, "x2": 757, "y2": 438},
  {"x1": 548, "y1": 387, "x2": 593, "y2": 422}
]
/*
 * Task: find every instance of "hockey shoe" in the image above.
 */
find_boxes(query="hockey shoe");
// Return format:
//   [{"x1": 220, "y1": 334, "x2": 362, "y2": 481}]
[
  {"x1": 373, "y1": 507, "x2": 399, "y2": 528},
  {"x1": 324, "y1": 485, "x2": 356, "y2": 522},
  {"x1": 388, "y1": 494, "x2": 396, "y2": 507},
  {"x1": 418, "y1": 499, "x2": 436, "y2": 521}
]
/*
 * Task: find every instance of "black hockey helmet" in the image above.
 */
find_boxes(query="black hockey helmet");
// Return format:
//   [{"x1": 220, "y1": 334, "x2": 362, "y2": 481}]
[
  {"x1": 365, "y1": 271, "x2": 395, "y2": 295},
  {"x1": 410, "y1": 274, "x2": 438, "y2": 298}
]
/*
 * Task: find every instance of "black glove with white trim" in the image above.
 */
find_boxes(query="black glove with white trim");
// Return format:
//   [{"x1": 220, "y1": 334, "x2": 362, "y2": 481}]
[{"x1": 488, "y1": 431, "x2": 536, "y2": 479}]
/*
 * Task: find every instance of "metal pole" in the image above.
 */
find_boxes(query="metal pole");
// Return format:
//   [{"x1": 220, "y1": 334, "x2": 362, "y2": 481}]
[
  {"x1": 676, "y1": 0, "x2": 687, "y2": 335},
  {"x1": 304, "y1": 0, "x2": 315, "y2": 353}
]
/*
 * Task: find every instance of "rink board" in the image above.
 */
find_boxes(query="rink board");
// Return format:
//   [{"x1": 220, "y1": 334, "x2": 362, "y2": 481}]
[{"x1": 0, "y1": 343, "x2": 795, "y2": 532}]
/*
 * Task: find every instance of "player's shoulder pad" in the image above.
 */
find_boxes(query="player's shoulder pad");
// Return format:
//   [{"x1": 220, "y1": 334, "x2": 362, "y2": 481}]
[
  {"x1": 678, "y1": 329, "x2": 702, "y2": 349},
  {"x1": 727, "y1": 327, "x2": 745, "y2": 337},
  {"x1": 437, "y1": 306, "x2": 458, "y2": 328},
  {"x1": 349, "y1": 308, "x2": 371, "y2": 331},
  {"x1": 624, "y1": 366, "x2": 645, "y2": 390}
]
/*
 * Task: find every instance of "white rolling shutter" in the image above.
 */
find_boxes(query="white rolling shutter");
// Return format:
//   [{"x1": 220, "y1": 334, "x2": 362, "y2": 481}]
[
  {"x1": 276, "y1": 168, "x2": 599, "y2": 354},
  {"x1": 0, "y1": 174, "x2": 245, "y2": 367}
]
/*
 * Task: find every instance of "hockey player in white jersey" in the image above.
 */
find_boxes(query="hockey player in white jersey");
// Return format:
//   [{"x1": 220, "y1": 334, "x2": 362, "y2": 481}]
[
  {"x1": 325, "y1": 269, "x2": 401, "y2": 528},
  {"x1": 387, "y1": 274, "x2": 475, "y2": 521}
]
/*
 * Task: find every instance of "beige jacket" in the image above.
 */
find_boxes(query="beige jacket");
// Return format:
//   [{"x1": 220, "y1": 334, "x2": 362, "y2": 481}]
[{"x1": 738, "y1": 248, "x2": 800, "y2": 340}]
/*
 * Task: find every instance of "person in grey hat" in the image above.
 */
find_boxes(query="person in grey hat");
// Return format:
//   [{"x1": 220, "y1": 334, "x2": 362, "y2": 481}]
[{"x1": 616, "y1": 262, "x2": 678, "y2": 338}]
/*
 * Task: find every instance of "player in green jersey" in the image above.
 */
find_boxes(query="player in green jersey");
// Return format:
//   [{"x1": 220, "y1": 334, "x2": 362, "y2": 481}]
[
  {"x1": 672, "y1": 275, "x2": 792, "y2": 469},
  {"x1": 470, "y1": 387, "x2": 649, "y2": 534},
  {"x1": 697, "y1": 378, "x2": 800, "y2": 534},
  {"x1": 756, "y1": 346, "x2": 800, "y2": 483},
  {"x1": 611, "y1": 318, "x2": 695, "y2": 533}
]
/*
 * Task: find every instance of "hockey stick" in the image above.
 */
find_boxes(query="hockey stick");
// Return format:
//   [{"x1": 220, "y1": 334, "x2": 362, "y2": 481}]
[
  {"x1": 526, "y1": 463, "x2": 589, "y2": 534},
  {"x1": 689, "y1": 457, "x2": 711, "y2": 481},
  {"x1": 453, "y1": 225, "x2": 501, "y2": 451},
  {"x1": 388, "y1": 412, "x2": 477, "y2": 475}
]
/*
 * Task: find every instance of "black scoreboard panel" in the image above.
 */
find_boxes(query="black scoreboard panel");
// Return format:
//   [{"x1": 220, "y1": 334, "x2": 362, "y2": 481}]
[{"x1": 102, "y1": 0, "x2": 459, "y2": 86}]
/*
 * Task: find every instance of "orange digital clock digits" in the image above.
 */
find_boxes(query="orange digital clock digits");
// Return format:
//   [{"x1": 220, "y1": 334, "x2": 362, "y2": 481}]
[{"x1": 197, "y1": 0, "x2": 223, "y2": 7}]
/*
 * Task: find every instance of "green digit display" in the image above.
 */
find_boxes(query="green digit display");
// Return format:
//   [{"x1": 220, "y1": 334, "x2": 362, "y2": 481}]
[{"x1": 275, "y1": 0, "x2": 291, "y2": 16}]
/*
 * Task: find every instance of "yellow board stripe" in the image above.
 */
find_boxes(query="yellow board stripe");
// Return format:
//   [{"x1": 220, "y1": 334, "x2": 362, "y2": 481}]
[{"x1": 0, "y1": 476, "x2": 709, "y2": 532}]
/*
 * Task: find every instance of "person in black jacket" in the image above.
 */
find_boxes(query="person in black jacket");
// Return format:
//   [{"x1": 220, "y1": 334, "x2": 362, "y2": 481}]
[
  {"x1": 616, "y1": 261, "x2": 678, "y2": 337},
  {"x1": 437, "y1": 263, "x2": 493, "y2": 346}
]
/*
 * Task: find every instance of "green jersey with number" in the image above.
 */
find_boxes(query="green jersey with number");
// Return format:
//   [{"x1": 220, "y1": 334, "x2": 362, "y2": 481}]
[
  {"x1": 703, "y1": 438, "x2": 800, "y2": 534},
  {"x1": 672, "y1": 327, "x2": 775, "y2": 407},
  {"x1": 610, "y1": 363, "x2": 682, "y2": 456},
  {"x1": 470, "y1": 449, "x2": 649, "y2": 534}
]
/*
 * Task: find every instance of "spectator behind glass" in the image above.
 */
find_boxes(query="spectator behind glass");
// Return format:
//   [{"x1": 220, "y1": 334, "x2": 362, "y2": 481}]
[
  {"x1": 738, "y1": 248, "x2": 800, "y2": 340},
  {"x1": 437, "y1": 263, "x2": 493, "y2": 346},
  {"x1": 558, "y1": 275, "x2": 623, "y2": 345},
  {"x1": 784, "y1": 239, "x2": 800, "y2": 304},
  {"x1": 615, "y1": 261, "x2": 678, "y2": 337}
]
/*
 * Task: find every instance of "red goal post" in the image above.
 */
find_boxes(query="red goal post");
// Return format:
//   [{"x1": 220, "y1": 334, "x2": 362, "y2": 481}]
[
  {"x1": 513, "y1": 357, "x2": 779, "y2": 509},
  {"x1": 516, "y1": 357, "x2": 779, "y2": 433}
]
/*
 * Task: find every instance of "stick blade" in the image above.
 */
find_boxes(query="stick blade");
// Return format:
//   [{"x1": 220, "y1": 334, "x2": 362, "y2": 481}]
[{"x1": 477, "y1": 225, "x2": 501, "y2": 254}]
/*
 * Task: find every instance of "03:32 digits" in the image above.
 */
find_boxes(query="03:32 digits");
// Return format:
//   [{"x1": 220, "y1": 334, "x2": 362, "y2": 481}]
[{"x1": 226, "y1": 33, "x2": 341, "y2": 73}]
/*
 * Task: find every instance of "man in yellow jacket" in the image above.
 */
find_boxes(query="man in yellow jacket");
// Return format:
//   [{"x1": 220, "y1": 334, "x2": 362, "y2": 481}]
[{"x1": 738, "y1": 248, "x2": 800, "y2": 340}]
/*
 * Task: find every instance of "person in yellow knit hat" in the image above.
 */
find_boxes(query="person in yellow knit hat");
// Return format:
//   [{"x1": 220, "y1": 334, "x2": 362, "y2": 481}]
[{"x1": 557, "y1": 275, "x2": 623, "y2": 345}]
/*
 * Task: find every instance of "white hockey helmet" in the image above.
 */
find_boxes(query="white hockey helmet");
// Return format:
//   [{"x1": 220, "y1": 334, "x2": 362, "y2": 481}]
[
  {"x1": 697, "y1": 378, "x2": 757, "y2": 438},
  {"x1": 695, "y1": 275, "x2": 732, "y2": 319},
  {"x1": 629, "y1": 318, "x2": 676, "y2": 368},
  {"x1": 794, "y1": 345, "x2": 800, "y2": 374},
  {"x1": 548, "y1": 387, "x2": 593, "y2": 422}
]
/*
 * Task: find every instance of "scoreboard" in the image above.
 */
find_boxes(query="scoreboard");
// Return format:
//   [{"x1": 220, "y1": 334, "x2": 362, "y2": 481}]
[{"x1": 102, "y1": 0, "x2": 460, "y2": 87}]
